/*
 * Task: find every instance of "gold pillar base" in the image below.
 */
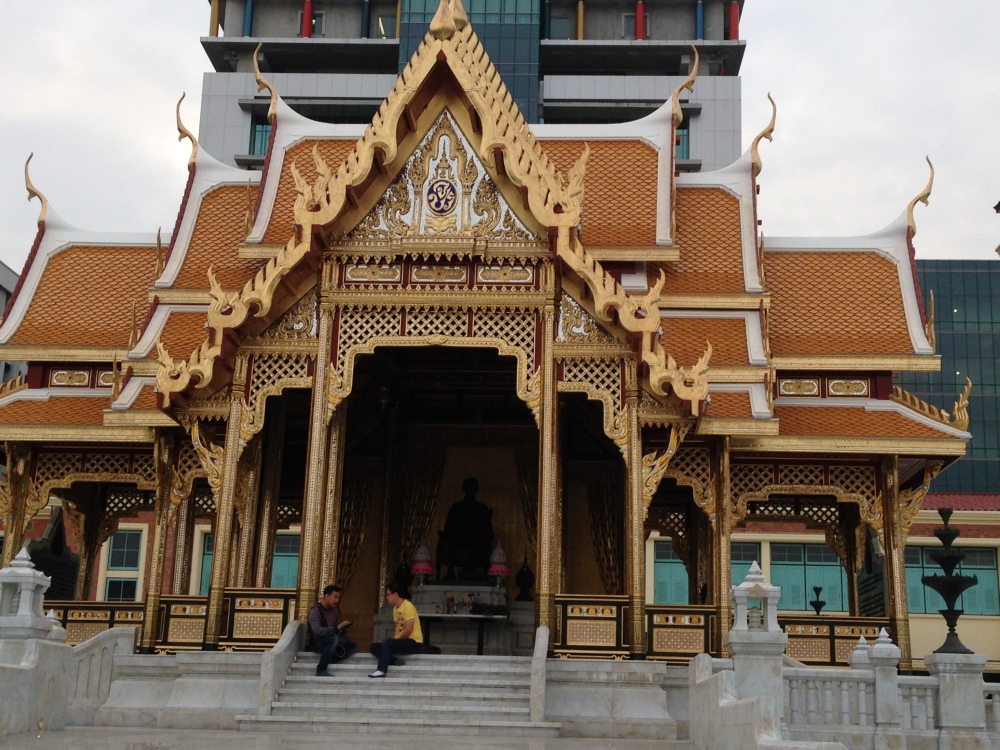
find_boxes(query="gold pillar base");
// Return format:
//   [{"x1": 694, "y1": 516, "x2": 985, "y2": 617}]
[{"x1": 536, "y1": 592, "x2": 555, "y2": 650}]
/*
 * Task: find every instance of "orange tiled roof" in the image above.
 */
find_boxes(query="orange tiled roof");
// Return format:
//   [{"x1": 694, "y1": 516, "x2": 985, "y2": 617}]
[
  {"x1": 8, "y1": 246, "x2": 154, "y2": 347},
  {"x1": 264, "y1": 140, "x2": 356, "y2": 244},
  {"x1": 765, "y1": 252, "x2": 913, "y2": 356},
  {"x1": 541, "y1": 140, "x2": 657, "y2": 246},
  {"x1": 173, "y1": 185, "x2": 266, "y2": 289},
  {"x1": 128, "y1": 384, "x2": 160, "y2": 410},
  {"x1": 662, "y1": 316, "x2": 749, "y2": 366},
  {"x1": 659, "y1": 188, "x2": 745, "y2": 294},
  {"x1": 775, "y1": 405, "x2": 949, "y2": 440},
  {"x1": 704, "y1": 391, "x2": 752, "y2": 419},
  {"x1": 0, "y1": 396, "x2": 107, "y2": 426},
  {"x1": 146, "y1": 311, "x2": 209, "y2": 361}
]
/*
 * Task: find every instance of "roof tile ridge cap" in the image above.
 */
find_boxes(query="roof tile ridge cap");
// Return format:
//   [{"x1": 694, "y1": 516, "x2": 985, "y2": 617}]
[
  {"x1": 1, "y1": 221, "x2": 45, "y2": 323},
  {"x1": 159, "y1": 164, "x2": 198, "y2": 284}
]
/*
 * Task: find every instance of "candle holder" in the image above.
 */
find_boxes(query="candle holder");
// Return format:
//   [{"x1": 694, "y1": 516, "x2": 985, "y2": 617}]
[{"x1": 921, "y1": 508, "x2": 978, "y2": 654}]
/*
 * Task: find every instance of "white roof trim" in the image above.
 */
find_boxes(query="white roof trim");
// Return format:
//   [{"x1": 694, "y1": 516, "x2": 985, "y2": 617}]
[
  {"x1": 708, "y1": 382, "x2": 771, "y2": 419},
  {"x1": 765, "y1": 211, "x2": 932, "y2": 355},
  {"x1": 676, "y1": 147, "x2": 762, "y2": 293},
  {"x1": 0, "y1": 209, "x2": 159, "y2": 345},
  {"x1": 111, "y1": 376, "x2": 157, "y2": 411},
  {"x1": 155, "y1": 149, "x2": 261, "y2": 290},
  {"x1": 0, "y1": 387, "x2": 112, "y2": 410},
  {"x1": 128, "y1": 304, "x2": 208, "y2": 360},
  {"x1": 660, "y1": 309, "x2": 768, "y2": 366},
  {"x1": 774, "y1": 396, "x2": 970, "y2": 440}
]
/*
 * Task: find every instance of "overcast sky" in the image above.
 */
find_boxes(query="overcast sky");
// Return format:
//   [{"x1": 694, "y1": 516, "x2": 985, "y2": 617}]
[{"x1": 1, "y1": 1, "x2": 998, "y2": 277}]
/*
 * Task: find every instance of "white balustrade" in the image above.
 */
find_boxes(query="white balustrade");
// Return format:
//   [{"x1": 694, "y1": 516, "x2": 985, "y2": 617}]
[
  {"x1": 985, "y1": 688, "x2": 1000, "y2": 734},
  {"x1": 783, "y1": 667, "x2": 875, "y2": 727},
  {"x1": 897, "y1": 675, "x2": 937, "y2": 730}
]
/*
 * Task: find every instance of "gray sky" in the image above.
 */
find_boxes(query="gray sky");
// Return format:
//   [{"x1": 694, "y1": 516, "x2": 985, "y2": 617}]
[{"x1": 2, "y1": 1, "x2": 998, "y2": 278}]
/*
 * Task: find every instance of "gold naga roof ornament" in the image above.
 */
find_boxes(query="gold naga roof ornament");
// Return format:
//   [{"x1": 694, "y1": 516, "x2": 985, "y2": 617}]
[
  {"x1": 175, "y1": 93, "x2": 199, "y2": 169},
  {"x1": 670, "y1": 45, "x2": 699, "y2": 128},
  {"x1": 750, "y1": 93, "x2": 777, "y2": 178},
  {"x1": 906, "y1": 156, "x2": 934, "y2": 237},
  {"x1": 252, "y1": 42, "x2": 279, "y2": 125},
  {"x1": 430, "y1": 0, "x2": 468, "y2": 40},
  {"x1": 924, "y1": 289, "x2": 936, "y2": 352},
  {"x1": 24, "y1": 153, "x2": 48, "y2": 226}
]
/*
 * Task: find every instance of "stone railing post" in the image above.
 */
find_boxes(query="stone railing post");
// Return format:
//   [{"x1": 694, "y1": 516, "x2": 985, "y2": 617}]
[
  {"x1": 925, "y1": 652, "x2": 990, "y2": 750},
  {"x1": 869, "y1": 628, "x2": 903, "y2": 750},
  {"x1": 726, "y1": 562, "x2": 788, "y2": 725}
]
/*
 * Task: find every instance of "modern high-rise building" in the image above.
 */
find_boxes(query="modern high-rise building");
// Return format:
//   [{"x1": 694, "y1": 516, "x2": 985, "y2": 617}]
[
  {"x1": 200, "y1": 0, "x2": 744, "y2": 170},
  {"x1": 0, "y1": 260, "x2": 24, "y2": 385}
]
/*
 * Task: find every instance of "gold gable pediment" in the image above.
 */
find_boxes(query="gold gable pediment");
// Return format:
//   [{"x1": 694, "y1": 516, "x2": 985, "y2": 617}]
[{"x1": 336, "y1": 111, "x2": 545, "y2": 254}]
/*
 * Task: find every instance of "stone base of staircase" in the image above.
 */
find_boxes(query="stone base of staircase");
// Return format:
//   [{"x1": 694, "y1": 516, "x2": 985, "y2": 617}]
[{"x1": 236, "y1": 652, "x2": 560, "y2": 737}]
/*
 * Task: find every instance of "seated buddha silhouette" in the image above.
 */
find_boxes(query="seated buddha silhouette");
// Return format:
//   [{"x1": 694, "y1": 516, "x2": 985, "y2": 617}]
[{"x1": 436, "y1": 477, "x2": 494, "y2": 581}]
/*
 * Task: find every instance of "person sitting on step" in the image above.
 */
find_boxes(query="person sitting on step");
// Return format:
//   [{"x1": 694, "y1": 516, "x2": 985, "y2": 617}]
[
  {"x1": 308, "y1": 584, "x2": 356, "y2": 677},
  {"x1": 368, "y1": 581, "x2": 424, "y2": 678}
]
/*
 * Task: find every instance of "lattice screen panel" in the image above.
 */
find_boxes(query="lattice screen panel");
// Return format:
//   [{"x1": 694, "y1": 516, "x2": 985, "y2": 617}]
[
  {"x1": 249, "y1": 353, "x2": 312, "y2": 405},
  {"x1": 405, "y1": 307, "x2": 468, "y2": 338},
  {"x1": 731, "y1": 464, "x2": 774, "y2": 499},
  {"x1": 473, "y1": 308, "x2": 536, "y2": 370},
  {"x1": 336, "y1": 307, "x2": 403, "y2": 371}
]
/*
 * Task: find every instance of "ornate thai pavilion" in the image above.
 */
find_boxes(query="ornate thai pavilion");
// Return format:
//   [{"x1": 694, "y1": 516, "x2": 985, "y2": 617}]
[{"x1": 0, "y1": 0, "x2": 970, "y2": 665}]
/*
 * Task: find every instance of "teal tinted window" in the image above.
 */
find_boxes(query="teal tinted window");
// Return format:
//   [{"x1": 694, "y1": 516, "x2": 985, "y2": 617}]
[
  {"x1": 200, "y1": 533, "x2": 213, "y2": 596},
  {"x1": 271, "y1": 535, "x2": 300, "y2": 589},
  {"x1": 906, "y1": 545, "x2": 999, "y2": 616},
  {"x1": 108, "y1": 530, "x2": 142, "y2": 570},
  {"x1": 730, "y1": 542, "x2": 760, "y2": 584},
  {"x1": 105, "y1": 578, "x2": 137, "y2": 602},
  {"x1": 770, "y1": 543, "x2": 848, "y2": 612},
  {"x1": 653, "y1": 539, "x2": 687, "y2": 604}
]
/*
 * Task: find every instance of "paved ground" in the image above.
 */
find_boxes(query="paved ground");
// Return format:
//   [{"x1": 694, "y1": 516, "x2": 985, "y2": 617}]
[{"x1": 4, "y1": 727, "x2": 690, "y2": 750}]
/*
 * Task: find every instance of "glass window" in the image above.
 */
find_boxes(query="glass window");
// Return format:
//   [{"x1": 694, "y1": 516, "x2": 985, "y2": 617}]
[
  {"x1": 298, "y1": 11, "x2": 325, "y2": 36},
  {"x1": 549, "y1": 16, "x2": 571, "y2": 39},
  {"x1": 271, "y1": 534, "x2": 301, "y2": 589},
  {"x1": 653, "y1": 539, "x2": 687, "y2": 604},
  {"x1": 105, "y1": 578, "x2": 138, "y2": 602},
  {"x1": 730, "y1": 542, "x2": 760, "y2": 584},
  {"x1": 770, "y1": 543, "x2": 848, "y2": 612},
  {"x1": 375, "y1": 14, "x2": 396, "y2": 38},
  {"x1": 905, "y1": 545, "x2": 999, "y2": 616},
  {"x1": 622, "y1": 13, "x2": 650, "y2": 38},
  {"x1": 200, "y1": 533, "x2": 214, "y2": 596},
  {"x1": 108, "y1": 530, "x2": 142, "y2": 571},
  {"x1": 249, "y1": 114, "x2": 271, "y2": 156}
]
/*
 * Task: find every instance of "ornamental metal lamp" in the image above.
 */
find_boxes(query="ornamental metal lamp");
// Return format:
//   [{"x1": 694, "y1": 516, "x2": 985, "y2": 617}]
[{"x1": 921, "y1": 508, "x2": 978, "y2": 654}]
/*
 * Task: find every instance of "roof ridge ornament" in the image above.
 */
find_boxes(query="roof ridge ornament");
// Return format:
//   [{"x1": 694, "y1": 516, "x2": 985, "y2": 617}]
[
  {"x1": 750, "y1": 93, "x2": 777, "y2": 178},
  {"x1": 24, "y1": 153, "x2": 48, "y2": 227},
  {"x1": 252, "y1": 42, "x2": 279, "y2": 125},
  {"x1": 430, "y1": 0, "x2": 456, "y2": 40},
  {"x1": 175, "y1": 93, "x2": 199, "y2": 170},
  {"x1": 155, "y1": 228, "x2": 164, "y2": 280},
  {"x1": 906, "y1": 156, "x2": 934, "y2": 237},
  {"x1": 671, "y1": 45, "x2": 699, "y2": 127}
]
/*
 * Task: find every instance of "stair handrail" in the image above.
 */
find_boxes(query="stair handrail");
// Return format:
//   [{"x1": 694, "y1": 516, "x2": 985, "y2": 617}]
[
  {"x1": 258, "y1": 620, "x2": 305, "y2": 715},
  {"x1": 529, "y1": 625, "x2": 549, "y2": 722}
]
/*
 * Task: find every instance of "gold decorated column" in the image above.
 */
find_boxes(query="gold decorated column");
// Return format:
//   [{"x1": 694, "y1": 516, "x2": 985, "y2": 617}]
[
  {"x1": 535, "y1": 292, "x2": 561, "y2": 645},
  {"x1": 320, "y1": 406, "x2": 348, "y2": 588},
  {"x1": 233, "y1": 436, "x2": 263, "y2": 586},
  {"x1": 172, "y1": 495, "x2": 195, "y2": 594},
  {"x1": 623, "y1": 359, "x2": 646, "y2": 657},
  {"x1": 141, "y1": 432, "x2": 177, "y2": 652},
  {"x1": 880, "y1": 455, "x2": 911, "y2": 668},
  {"x1": 297, "y1": 268, "x2": 335, "y2": 619},
  {"x1": 712, "y1": 437, "x2": 733, "y2": 656},
  {"x1": 204, "y1": 357, "x2": 249, "y2": 650},
  {"x1": 1, "y1": 442, "x2": 35, "y2": 568},
  {"x1": 255, "y1": 400, "x2": 287, "y2": 588}
]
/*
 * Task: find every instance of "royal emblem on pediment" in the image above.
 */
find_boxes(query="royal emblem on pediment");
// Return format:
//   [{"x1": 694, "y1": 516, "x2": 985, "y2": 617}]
[{"x1": 347, "y1": 112, "x2": 539, "y2": 243}]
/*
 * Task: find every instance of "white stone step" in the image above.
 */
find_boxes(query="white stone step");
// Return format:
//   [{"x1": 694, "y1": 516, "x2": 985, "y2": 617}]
[
  {"x1": 277, "y1": 686, "x2": 528, "y2": 702},
  {"x1": 236, "y1": 714, "x2": 561, "y2": 737},
  {"x1": 271, "y1": 701, "x2": 531, "y2": 720}
]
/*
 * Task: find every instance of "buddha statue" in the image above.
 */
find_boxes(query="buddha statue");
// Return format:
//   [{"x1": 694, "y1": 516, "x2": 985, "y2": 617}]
[{"x1": 436, "y1": 477, "x2": 494, "y2": 581}]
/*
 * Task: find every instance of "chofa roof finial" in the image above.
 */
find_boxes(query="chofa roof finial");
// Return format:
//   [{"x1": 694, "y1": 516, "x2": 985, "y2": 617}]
[
  {"x1": 750, "y1": 93, "x2": 777, "y2": 178},
  {"x1": 906, "y1": 156, "x2": 934, "y2": 238},
  {"x1": 176, "y1": 93, "x2": 199, "y2": 169},
  {"x1": 24, "y1": 153, "x2": 48, "y2": 226},
  {"x1": 430, "y1": 0, "x2": 456, "y2": 40},
  {"x1": 671, "y1": 45, "x2": 700, "y2": 127},
  {"x1": 253, "y1": 42, "x2": 279, "y2": 125}
]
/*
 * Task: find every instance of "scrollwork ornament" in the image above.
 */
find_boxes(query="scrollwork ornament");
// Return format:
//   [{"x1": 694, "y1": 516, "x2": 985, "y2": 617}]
[
  {"x1": 899, "y1": 460, "x2": 944, "y2": 539},
  {"x1": 641, "y1": 427, "x2": 681, "y2": 517},
  {"x1": 191, "y1": 421, "x2": 225, "y2": 493}
]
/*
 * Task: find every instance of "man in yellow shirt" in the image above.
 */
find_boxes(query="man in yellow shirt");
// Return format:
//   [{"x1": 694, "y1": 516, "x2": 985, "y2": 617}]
[{"x1": 369, "y1": 582, "x2": 424, "y2": 678}]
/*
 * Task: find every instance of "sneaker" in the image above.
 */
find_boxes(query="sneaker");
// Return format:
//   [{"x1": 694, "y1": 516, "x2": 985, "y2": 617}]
[
  {"x1": 368, "y1": 670, "x2": 386, "y2": 678},
  {"x1": 315, "y1": 669, "x2": 333, "y2": 677}
]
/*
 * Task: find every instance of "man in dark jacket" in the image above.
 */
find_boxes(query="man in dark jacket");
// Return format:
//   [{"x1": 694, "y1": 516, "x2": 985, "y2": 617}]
[{"x1": 308, "y1": 585, "x2": 354, "y2": 677}]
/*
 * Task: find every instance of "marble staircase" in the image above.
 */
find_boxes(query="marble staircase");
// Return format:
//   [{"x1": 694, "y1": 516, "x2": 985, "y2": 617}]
[{"x1": 236, "y1": 652, "x2": 562, "y2": 736}]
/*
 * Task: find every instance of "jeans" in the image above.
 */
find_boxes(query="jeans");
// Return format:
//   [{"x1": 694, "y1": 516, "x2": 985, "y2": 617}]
[
  {"x1": 314, "y1": 634, "x2": 341, "y2": 673},
  {"x1": 370, "y1": 637, "x2": 423, "y2": 673}
]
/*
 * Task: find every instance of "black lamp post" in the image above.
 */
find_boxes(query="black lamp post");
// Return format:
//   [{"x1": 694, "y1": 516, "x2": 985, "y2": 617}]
[{"x1": 921, "y1": 508, "x2": 978, "y2": 654}]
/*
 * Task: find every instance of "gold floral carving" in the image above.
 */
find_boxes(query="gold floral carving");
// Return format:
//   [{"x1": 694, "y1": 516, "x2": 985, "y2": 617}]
[
  {"x1": 779, "y1": 378, "x2": 819, "y2": 397},
  {"x1": 256, "y1": 291, "x2": 318, "y2": 340},
  {"x1": 890, "y1": 378, "x2": 971, "y2": 432},
  {"x1": 411, "y1": 265, "x2": 467, "y2": 283},
  {"x1": 477, "y1": 265, "x2": 532, "y2": 284},
  {"x1": 899, "y1": 461, "x2": 943, "y2": 539},
  {"x1": 558, "y1": 296, "x2": 613, "y2": 344},
  {"x1": 191, "y1": 421, "x2": 225, "y2": 493},
  {"x1": 345, "y1": 264, "x2": 402, "y2": 283},
  {"x1": 828, "y1": 379, "x2": 869, "y2": 397},
  {"x1": 641, "y1": 427, "x2": 681, "y2": 515},
  {"x1": 24, "y1": 153, "x2": 48, "y2": 226},
  {"x1": 50, "y1": 370, "x2": 90, "y2": 387},
  {"x1": 906, "y1": 156, "x2": 934, "y2": 238},
  {"x1": 750, "y1": 93, "x2": 777, "y2": 178}
]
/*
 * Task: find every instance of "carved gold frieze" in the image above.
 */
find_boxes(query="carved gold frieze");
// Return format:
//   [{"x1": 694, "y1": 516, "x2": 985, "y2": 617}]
[
  {"x1": 828, "y1": 379, "x2": 869, "y2": 397},
  {"x1": 567, "y1": 605, "x2": 617, "y2": 618},
  {"x1": 477, "y1": 265, "x2": 532, "y2": 285},
  {"x1": 778, "y1": 378, "x2": 819, "y2": 397},
  {"x1": 97, "y1": 370, "x2": 115, "y2": 387},
  {"x1": 0, "y1": 373, "x2": 27, "y2": 398},
  {"x1": 410, "y1": 265, "x2": 467, "y2": 284},
  {"x1": 345, "y1": 264, "x2": 402, "y2": 284},
  {"x1": 558, "y1": 296, "x2": 613, "y2": 344},
  {"x1": 49, "y1": 370, "x2": 91, "y2": 387}
]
